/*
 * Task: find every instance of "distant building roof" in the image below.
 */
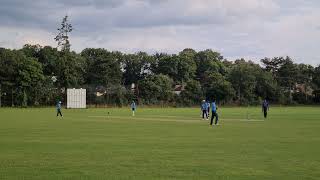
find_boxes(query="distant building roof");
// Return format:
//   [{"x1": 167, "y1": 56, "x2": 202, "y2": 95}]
[
  {"x1": 174, "y1": 85, "x2": 185, "y2": 91},
  {"x1": 173, "y1": 85, "x2": 185, "y2": 95}
]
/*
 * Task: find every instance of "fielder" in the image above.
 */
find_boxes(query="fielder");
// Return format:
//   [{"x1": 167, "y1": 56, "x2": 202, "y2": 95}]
[
  {"x1": 210, "y1": 99, "x2": 219, "y2": 126},
  {"x1": 206, "y1": 100, "x2": 210, "y2": 117},
  {"x1": 56, "y1": 101, "x2": 63, "y2": 117},
  {"x1": 201, "y1": 100, "x2": 208, "y2": 120},
  {"x1": 131, "y1": 101, "x2": 136, "y2": 116},
  {"x1": 262, "y1": 99, "x2": 269, "y2": 119}
]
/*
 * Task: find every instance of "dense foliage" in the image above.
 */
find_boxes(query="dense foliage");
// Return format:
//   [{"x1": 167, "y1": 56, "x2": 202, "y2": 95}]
[{"x1": 1, "y1": 45, "x2": 320, "y2": 107}]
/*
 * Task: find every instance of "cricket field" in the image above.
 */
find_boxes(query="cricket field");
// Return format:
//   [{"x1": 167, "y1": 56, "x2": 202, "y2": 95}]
[{"x1": 0, "y1": 107, "x2": 319, "y2": 179}]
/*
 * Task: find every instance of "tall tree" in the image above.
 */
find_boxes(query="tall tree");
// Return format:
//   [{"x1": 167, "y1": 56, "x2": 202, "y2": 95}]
[
  {"x1": 81, "y1": 48, "x2": 122, "y2": 86},
  {"x1": 138, "y1": 74, "x2": 173, "y2": 104},
  {"x1": 295, "y1": 64, "x2": 315, "y2": 102},
  {"x1": 152, "y1": 54, "x2": 178, "y2": 82},
  {"x1": 204, "y1": 72, "x2": 235, "y2": 103},
  {"x1": 228, "y1": 59, "x2": 257, "y2": 104},
  {"x1": 54, "y1": 15, "x2": 73, "y2": 52},
  {"x1": 122, "y1": 52, "x2": 154, "y2": 86},
  {"x1": 38, "y1": 46, "x2": 60, "y2": 76},
  {"x1": 254, "y1": 67, "x2": 278, "y2": 101},
  {"x1": 21, "y1": 44, "x2": 41, "y2": 58},
  {"x1": 313, "y1": 65, "x2": 320, "y2": 88},
  {"x1": 261, "y1": 57, "x2": 285, "y2": 76},
  {"x1": 195, "y1": 49, "x2": 225, "y2": 85},
  {"x1": 16, "y1": 56, "x2": 44, "y2": 106},
  {"x1": 152, "y1": 49, "x2": 196, "y2": 84},
  {"x1": 0, "y1": 48, "x2": 18, "y2": 106},
  {"x1": 179, "y1": 80, "x2": 203, "y2": 105},
  {"x1": 276, "y1": 57, "x2": 298, "y2": 102},
  {"x1": 177, "y1": 49, "x2": 197, "y2": 83},
  {"x1": 56, "y1": 51, "x2": 86, "y2": 89}
]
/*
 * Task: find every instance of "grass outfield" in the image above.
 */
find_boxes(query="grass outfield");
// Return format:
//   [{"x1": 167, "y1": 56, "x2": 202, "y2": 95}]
[{"x1": 0, "y1": 107, "x2": 320, "y2": 180}]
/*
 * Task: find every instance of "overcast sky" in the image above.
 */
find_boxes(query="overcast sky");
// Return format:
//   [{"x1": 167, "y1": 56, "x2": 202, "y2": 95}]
[{"x1": 0, "y1": 0, "x2": 319, "y2": 65}]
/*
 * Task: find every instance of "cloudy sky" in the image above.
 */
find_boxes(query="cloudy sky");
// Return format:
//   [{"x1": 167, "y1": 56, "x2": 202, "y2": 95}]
[{"x1": 0, "y1": 0, "x2": 319, "y2": 65}]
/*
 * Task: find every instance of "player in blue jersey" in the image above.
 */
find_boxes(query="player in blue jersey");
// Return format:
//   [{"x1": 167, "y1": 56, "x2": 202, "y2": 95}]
[
  {"x1": 131, "y1": 101, "x2": 136, "y2": 116},
  {"x1": 201, "y1": 100, "x2": 208, "y2": 120},
  {"x1": 262, "y1": 99, "x2": 269, "y2": 119},
  {"x1": 210, "y1": 99, "x2": 219, "y2": 126},
  {"x1": 56, "y1": 101, "x2": 63, "y2": 117},
  {"x1": 206, "y1": 100, "x2": 210, "y2": 118}
]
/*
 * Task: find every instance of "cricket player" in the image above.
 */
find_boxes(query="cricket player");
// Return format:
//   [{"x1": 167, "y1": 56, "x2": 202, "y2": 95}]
[
  {"x1": 262, "y1": 99, "x2": 269, "y2": 119},
  {"x1": 56, "y1": 101, "x2": 63, "y2": 117},
  {"x1": 210, "y1": 99, "x2": 219, "y2": 126},
  {"x1": 131, "y1": 101, "x2": 136, "y2": 116},
  {"x1": 201, "y1": 100, "x2": 208, "y2": 120},
  {"x1": 206, "y1": 100, "x2": 210, "y2": 117}
]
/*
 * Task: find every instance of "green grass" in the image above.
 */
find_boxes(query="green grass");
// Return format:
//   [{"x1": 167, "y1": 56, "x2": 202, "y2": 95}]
[{"x1": 0, "y1": 107, "x2": 320, "y2": 180}]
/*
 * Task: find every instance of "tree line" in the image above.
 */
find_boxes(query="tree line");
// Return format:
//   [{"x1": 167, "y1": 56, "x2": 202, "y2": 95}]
[
  {"x1": 1, "y1": 45, "x2": 320, "y2": 107},
  {"x1": 1, "y1": 16, "x2": 320, "y2": 107}
]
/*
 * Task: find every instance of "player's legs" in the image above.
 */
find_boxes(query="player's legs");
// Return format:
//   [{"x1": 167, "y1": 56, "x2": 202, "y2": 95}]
[
  {"x1": 58, "y1": 109, "x2": 63, "y2": 117},
  {"x1": 132, "y1": 108, "x2": 135, "y2": 116},
  {"x1": 263, "y1": 108, "x2": 267, "y2": 118},
  {"x1": 205, "y1": 110, "x2": 208, "y2": 120},
  {"x1": 210, "y1": 112, "x2": 215, "y2": 125},
  {"x1": 57, "y1": 110, "x2": 61, "y2": 117},
  {"x1": 206, "y1": 110, "x2": 208, "y2": 120},
  {"x1": 202, "y1": 110, "x2": 205, "y2": 119},
  {"x1": 215, "y1": 112, "x2": 219, "y2": 125}
]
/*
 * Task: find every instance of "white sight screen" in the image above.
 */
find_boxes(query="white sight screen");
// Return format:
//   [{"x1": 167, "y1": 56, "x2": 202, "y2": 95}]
[{"x1": 67, "y1": 89, "x2": 86, "y2": 108}]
